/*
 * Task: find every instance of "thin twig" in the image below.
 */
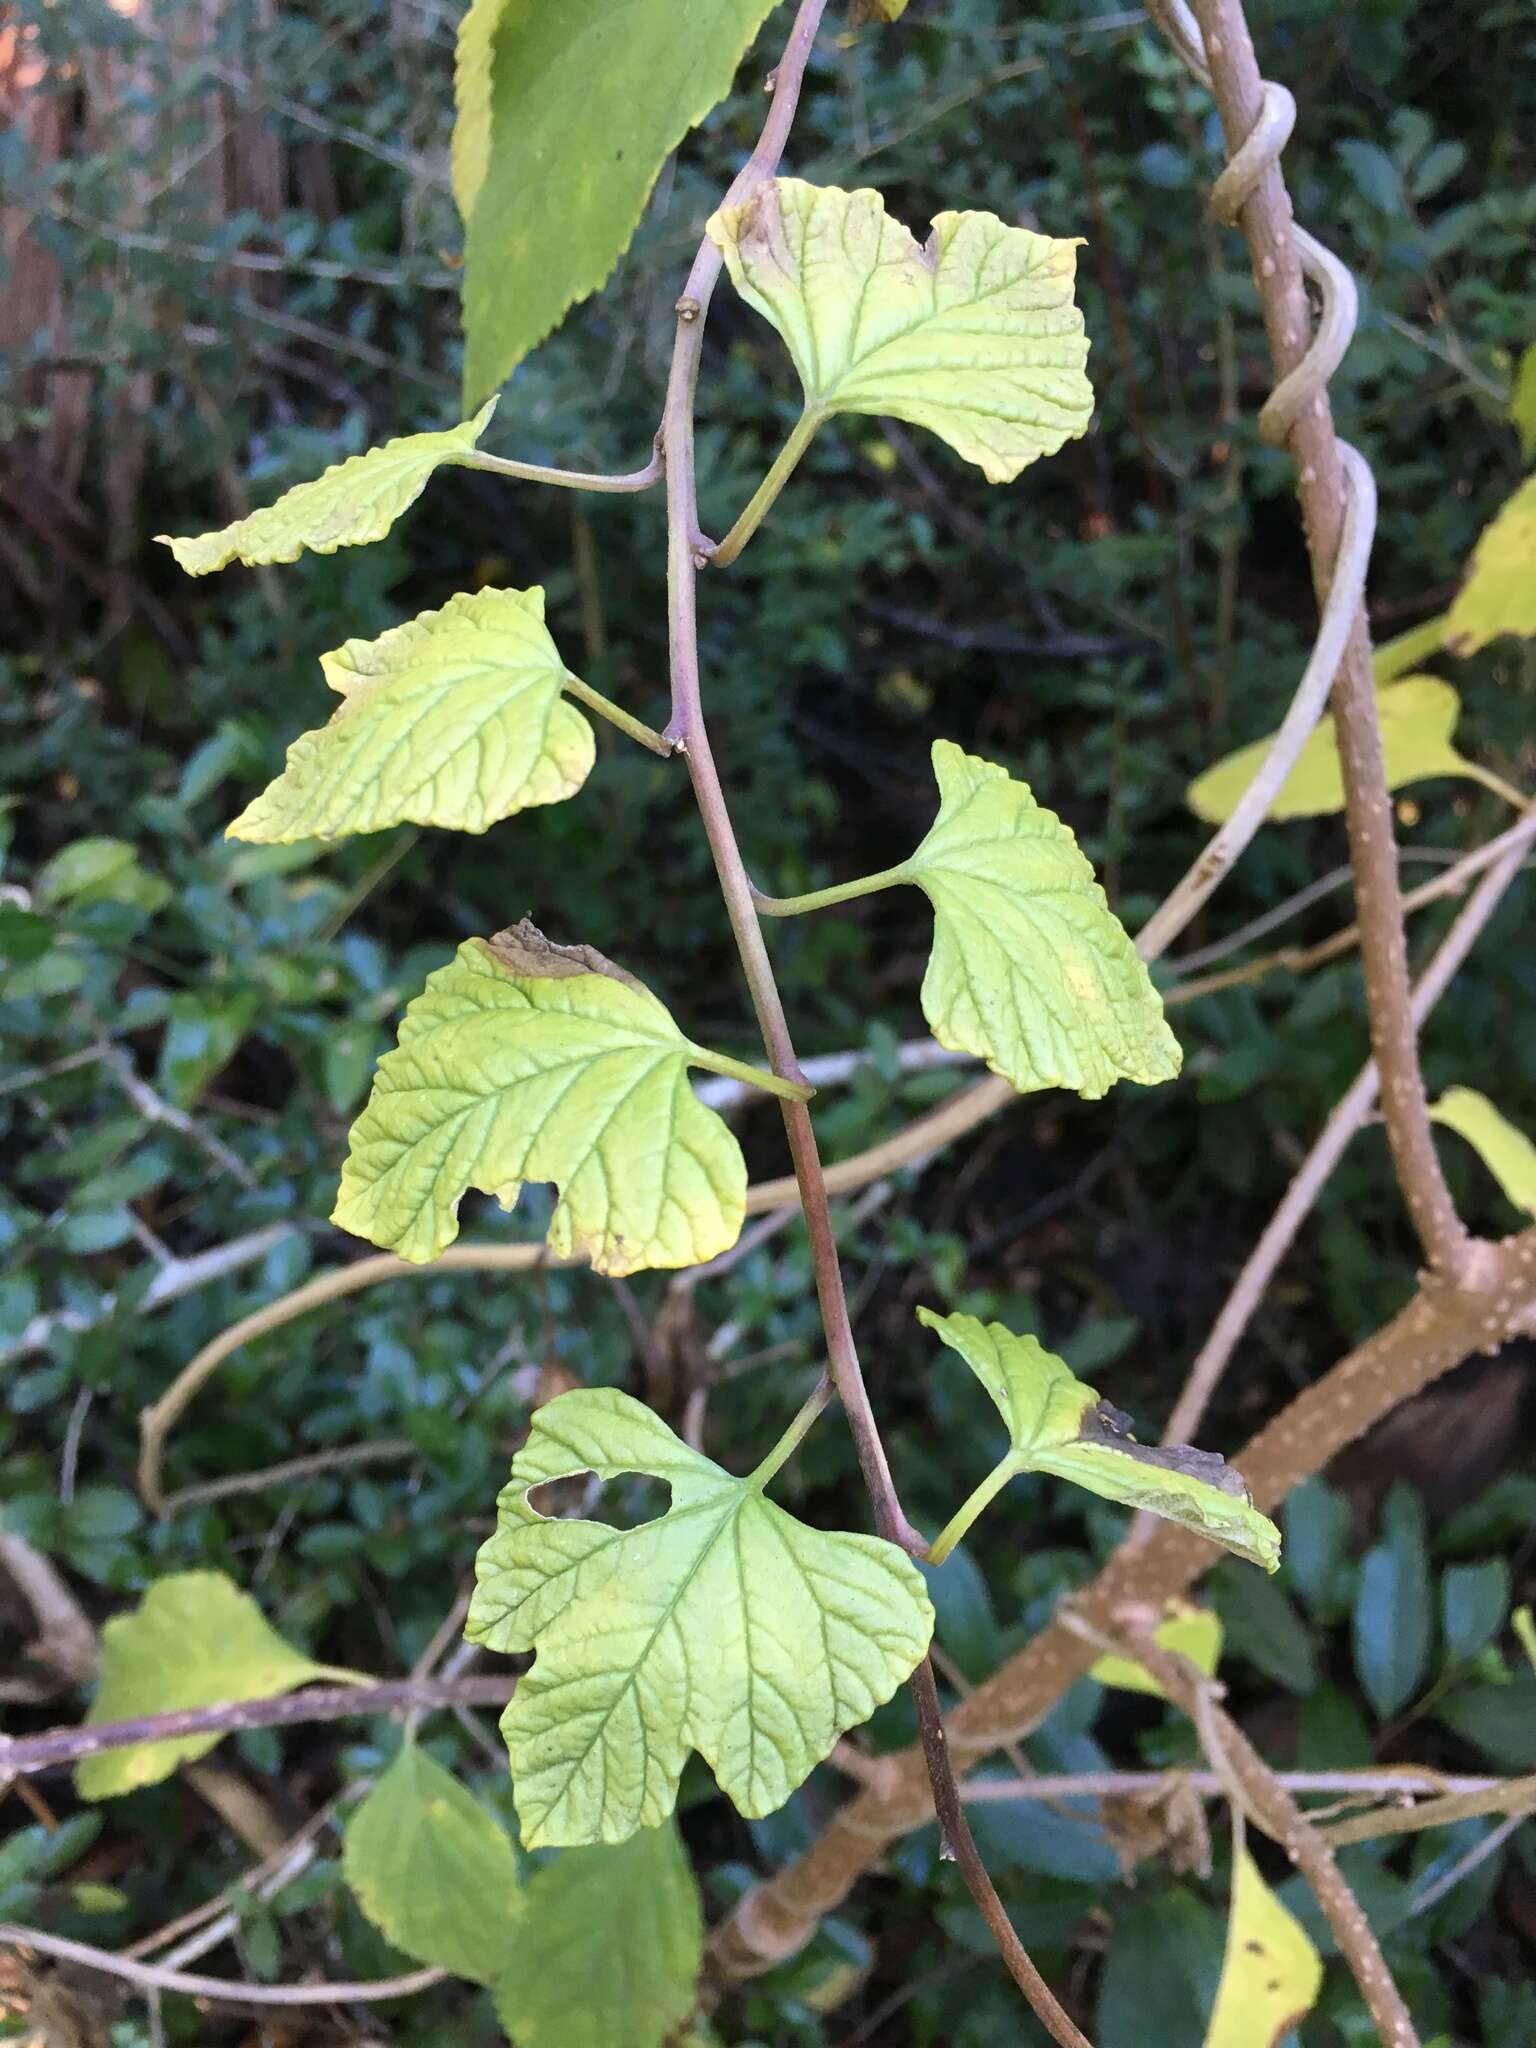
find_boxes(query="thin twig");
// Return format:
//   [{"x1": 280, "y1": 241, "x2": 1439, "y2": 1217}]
[
  {"x1": 0, "y1": 1925, "x2": 444, "y2": 2007},
  {"x1": 0, "y1": 1676, "x2": 516, "y2": 1778},
  {"x1": 1089, "y1": 1621, "x2": 1420, "y2": 2048}
]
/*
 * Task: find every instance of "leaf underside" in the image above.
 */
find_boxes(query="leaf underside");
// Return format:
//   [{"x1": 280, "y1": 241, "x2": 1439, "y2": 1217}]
[
  {"x1": 919, "y1": 1309, "x2": 1281, "y2": 1571},
  {"x1": 342, "y1": 1741, "x2": 521, "y2": 1984},
  {"x1": 227, "y1": 587, "x2": 593, "y2": 842},
  {"x1": 708, "y1": 178, "x2": 1094, "y2": 482},
  {"x1": 1444, "y1": 474, "x2": 1536, "y2": 654},
  {"x1": 467, "y1": 1387, "x2": 934, "y2": 1846},
  {"x1": 909, "y1": 741, "x2": 1181, "y2": 1100},
  {"x1": 158, "y1": 402, "x2": 496, "y2": 573},
  {"x1": 493, "y1": 1823, "x2": 703, "y2": 2048},
  {"x1": 1186, "y1": 675, "x2": 1477, "y2": 824},
  {"x1": 461, "y1": 0, "x2": 782, "y2": 406},
  {"x1": 77, "y1": 1573, "x2": 335, "y2": 1799},
  {"x1": 333, "y1": 925, "x2": 746, "y2": 1272}
]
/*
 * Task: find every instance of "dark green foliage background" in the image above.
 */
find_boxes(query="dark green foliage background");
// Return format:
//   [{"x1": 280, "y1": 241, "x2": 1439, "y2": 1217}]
[{"x1": 1, "y1": 1, "x2": 1534, "y2": 2042}]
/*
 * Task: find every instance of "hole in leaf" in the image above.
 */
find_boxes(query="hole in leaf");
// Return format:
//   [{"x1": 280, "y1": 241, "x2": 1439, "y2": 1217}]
[{"x1": 525, "y1": 1471, "x2": 672, "y2": 1530}]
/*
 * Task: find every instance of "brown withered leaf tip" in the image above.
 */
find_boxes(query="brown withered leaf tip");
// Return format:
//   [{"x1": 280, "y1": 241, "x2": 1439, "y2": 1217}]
[
  {"x1": 481, "y1": 918, "x2": 646, "y2": 996},
  {"x1": 1078, "y1": 1401, "x2": 1254, "y2": 1503}
]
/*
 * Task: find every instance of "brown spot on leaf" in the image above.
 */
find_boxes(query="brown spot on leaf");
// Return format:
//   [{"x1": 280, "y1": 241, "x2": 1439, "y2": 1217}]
[
  {"x1": 481, "y1": 918, "x2": 645, "y2": 995},
  {"x1": 1078, "y1": 1401, "x2": 1253, "y2": 1502}
]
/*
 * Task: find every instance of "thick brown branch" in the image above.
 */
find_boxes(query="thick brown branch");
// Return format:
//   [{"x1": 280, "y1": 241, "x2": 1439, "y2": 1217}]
[
  {"x1": 1182, "y1": 0, "x2": 1468, "y2": 1273},
  {"x1": 709, "y1": 1223, "x2": 1536, "y2": 1975}
]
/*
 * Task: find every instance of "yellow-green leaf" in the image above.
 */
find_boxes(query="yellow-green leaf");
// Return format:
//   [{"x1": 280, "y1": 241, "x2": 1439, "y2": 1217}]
[
  {"x1": 333, "y1": 923, "x2": 749, "y2": 1273},
  {"x1": 1090, "y1": 1599, "x2": 1223, "y2": 1698},
  {"x1": 467, "y1": 1387, "x2": 934, "y2": 1846},
  {"x1": 1187, "y1": 675, "x2": 1479, "y2": 824},
  {"x1": 905, "y1": 740, "x2": 1180, "y2": 1100},
  {"x1": 76, "y1": 1573, "x2": 354, "y2": 1799},
  {"x1": 918, "y1": 1309, "x2": 1280, "y2": 1571},
  {"x1": 1204, "y1": 1847, "x2": 1323, "y2": 2048},
  {"x1": 343, "y1": 1741, "x2": 520, "y2": 1983},
  {"x1": 493, "y1": 1824, "x2": 702, "y2": 2048},
  {"x1": 226, "y1": 588, "x2": 593, "y2": 843},
  {"x1": 1513, "y1": 1605, "x2": 1536, "y2": 1676},
  {"x1": 1430, "y1": 1087, "x2": 1536, "y2": 1216},
  {"x1": 462, "y1": 0, "x2": 782, "y2": 406},
  {"x1": 1445, "y1": 475, "x2": 1536, "y2": 654},
  {"x1": 708, "y1": 179, "x2": 1093, "y2": 484},
  {"x1": 158, "y1": 403, "x2": 496, "y2": 574}
]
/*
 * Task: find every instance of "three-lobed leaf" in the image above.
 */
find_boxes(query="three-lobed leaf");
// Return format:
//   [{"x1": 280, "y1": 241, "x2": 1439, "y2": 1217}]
[
  {"x1": 1187, "y1": 675, "x2": 1481, "y2": 824},
  {"x1": 905, "y1": 741, "x2": 1180, "y2": 1100},
  {"x1": 461, "y1": 0, "x2": 782, "y2": 405},
  {"x1": 76, "y1": 1573, "x2": 356, "y2": 1799},
  {"x1": 1431, "y1": 1087, "x2": 1536, "y2": 1216},
  {"x1": 227, "y1": 588, "x2": 594, "y2": 842},
  {"x1": 1203, "y1": 1847, "x2": 1323, "y2": 2048},
  {"x1": 343, "y1": 1740, "x2": 521, "y2": 1984},
  {"x1": 334, "y1": 923, "x2": 748, "y2": 1273},
  {"x1": 709, "y1": 179, "x2": 1093, "y2": 483},
  {"x1": 467, "y1": 1386, "x2": 934, "y2": 1846},
  {"x1": 158, "y1": 403, "x2": 496, "y2": 574},
  {"x1": 1444, "y1": 474, "x2": 1536, "y2": 654},
  {"x1": 494, "y1": 1823, "x2": 702, "y2": 2048},
  {"x1": 919, "y1": 1309, "x2": 1280, "y2": 1571}
]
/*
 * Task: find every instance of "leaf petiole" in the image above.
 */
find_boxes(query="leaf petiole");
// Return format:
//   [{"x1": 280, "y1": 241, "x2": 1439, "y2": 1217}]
[
  {"x1": 452, "y1": 447, "x2": 663, "y2": 494},
  {"x1": 753, "y1": 862, "x2": 914, "y2": 918},
  {"x1": 1458, "y1": 761, "x2": 1530, "y2": 812},
  {"x1": 687, "y1": 1043, "x2": 815, "y2": 1102},
  {"x1": 560, "y1": 672, "x2": 674, "y2": 757},
  {"x1": 710, "y1": 410, "x2": 823, "y2": 567},
  {"x1": 748, "y1": 1375, "x2": 834, "y2": 1488},
  {"x1": 926, "y1": 1457, "x2": 1020, "y2": 1566}
]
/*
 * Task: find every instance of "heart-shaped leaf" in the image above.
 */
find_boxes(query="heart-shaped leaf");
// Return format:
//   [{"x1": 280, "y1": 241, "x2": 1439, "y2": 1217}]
[
  {"x1": 1430, "y1": 1086, "x2": 1536, "y2": 1216},
  {"x1": 1187, "y1": 675, "x2": 1479, "y2": 823},
  {"x1": 227, "y1": 588, "x2": 594, "y2": 842},
  {"x1": 918, "y1": 1309, "x2": 1280, "y2": 1571},
  {"x1": 334, "y1": 923, "x2": 756, "y2": 1272},
  {"x1": 467, "y1": 1386, "x2": 934, "y2": 1846},
  {"x1": 158, "y1": 402, "x2": 496, "y2": 574},
  {"x1": 905, "y1": 741, "x2": 1180, "y2": 1100},
  {"x1": 1445, "y1": 474, "x2": 1536, "y2": 654},
  {"x1": 708, "y1": 179, "x2": 1093, "y2": 483},
  {"x1": 343, "y1": 1741, "x2": 521, "y2": 1983}
]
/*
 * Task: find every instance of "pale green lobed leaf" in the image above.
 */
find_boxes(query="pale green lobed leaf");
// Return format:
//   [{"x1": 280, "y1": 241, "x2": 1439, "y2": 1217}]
[
  {"x1": 918, "y1": 1309, "x2": 1280, "y2": 1572},
  {"x1": 707, "y1": 178, "x2": 1093, "y2": 483},
  {"x1": 76, "y1": 1573, "x2": 348, "y2": 1799},
  {"x1": 1187, "y1": 675, "x2": 1480, "y2": 824},
  {"x1": 1444, "y1": 474, "x2": 1536, "y2": 654},
  {"x1": 466, "y1": 1387, "x2": 934, "y2": 1846},
  {"x1": 343, "y1": 1741, "x2": 521, "y2": 1984},
  {"x1": 157, "y1": 402, "x2": 496, "y2": 574},
  {"x1": 333, "y1": 923, "x2": 746, "y2": 1273},
  {"x1": 1430, "y1": 1086, "x2": 1536, "y2": 1216},
  {"x1": 492, "y1": 1823, "x2": 702, "y2": 2048},
  {"x1": 906, "y1": 740, "x2": 1180, "y2": 1100},
  {"x1": 226, "y1": 587, "x2": 593, "y2": 843},
  {"x1": 462, "y1": 0, "x2": 781, "y2": 406}
]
